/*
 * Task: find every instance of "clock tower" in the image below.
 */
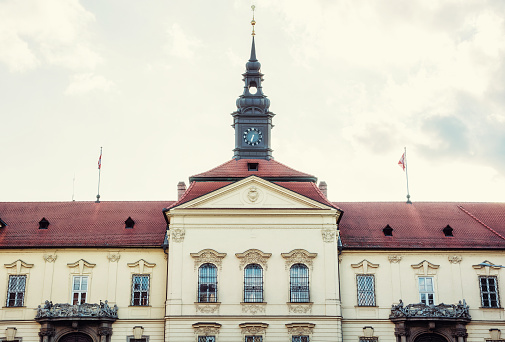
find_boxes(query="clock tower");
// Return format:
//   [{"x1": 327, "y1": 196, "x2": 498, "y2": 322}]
[{"x1": 232, "y1": 36, "x2": 275, "y2": 160}]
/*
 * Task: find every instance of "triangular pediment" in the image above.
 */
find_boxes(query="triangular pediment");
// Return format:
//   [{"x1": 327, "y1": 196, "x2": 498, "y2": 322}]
[{"x1": 176, "y1": 176, "x2": 333, "y2": 210}]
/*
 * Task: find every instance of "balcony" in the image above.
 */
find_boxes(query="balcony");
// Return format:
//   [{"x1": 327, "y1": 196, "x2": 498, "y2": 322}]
[
  {"x1": 390, "y1": 299, "x2": 471, "y2": 321},
  {"x1": 35, "y1": 300, "x2": 118, "y2": 320}
]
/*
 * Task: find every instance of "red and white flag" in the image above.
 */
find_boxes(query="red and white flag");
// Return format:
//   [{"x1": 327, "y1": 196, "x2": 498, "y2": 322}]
[
  {"x1": 398, "y1": 153, "x2": 405, "y2": 171},
  {"x1": 98, "y1": 151, "x2": 102, "y2": 169}
]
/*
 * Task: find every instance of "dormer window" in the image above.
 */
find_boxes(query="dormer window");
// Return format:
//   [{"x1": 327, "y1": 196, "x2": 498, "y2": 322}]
[
  {"x1": 383, "y1": 225, "x2": 393, "y2": 236},
  {"x1": 443, "y1": 225, "x2": 453, "y2": 237},
  {"x1": 248, "y1": 163, "x2": 259, "y2": 171},
  {"x1": 39, "y1": 218, "x2": 49, "y2": 229},
  {"x1": 0, "y1": 218, "x2": 6, "y2": 228},
  {"x1": 125, "y1": 217, "x2": 135, "y2": 229}
]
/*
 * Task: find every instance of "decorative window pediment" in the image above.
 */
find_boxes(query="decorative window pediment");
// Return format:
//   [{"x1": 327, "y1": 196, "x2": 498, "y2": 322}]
[
  {"x1": 192, "y1": 322, "x2": 221, "y2": 336},
  {"x1": 473, "y1": 260, "x2": 502, "y2": 276},
  {"x1": 67, "y1": 259, "x2": 96, "y2": 275},
  {"x1": 351, "y1": 260, "x2": 379, "y2": 274},
  {"x1": 191, "y1": 249, "x2": 227, "y2": 270},
  {"x1": 239, "y1": 323, "x2": 269, "y2": 336},
  {"x1": 281, "y1": 249, "x2": 317, "y2": 270},
  {"x1": 4, "y1": 259, "x2": 34, "y2": 275},
  {"x1": 285, "y1": 323, "x2": 315, "y2": 336},
  {"x1": 235, "y1": 249, "x2": 272, "y2": 270},
  {"x1": 127, "y1": 259, "x2": 156, "y2": 274},
  {"x1": 411, "y1": 260, "x2": 439, "y2": 275}
]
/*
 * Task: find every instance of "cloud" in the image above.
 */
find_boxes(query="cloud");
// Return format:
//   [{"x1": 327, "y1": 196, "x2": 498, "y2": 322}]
[
  {"x1": 0, "y1": 0, "x2": 101, "y2": 72},
  {"x1": 165, "y1": 23, "x2": 202, "y2": 59},
  {"x1": 64, "y1": 73, "x2": 114, "y2": 95}
]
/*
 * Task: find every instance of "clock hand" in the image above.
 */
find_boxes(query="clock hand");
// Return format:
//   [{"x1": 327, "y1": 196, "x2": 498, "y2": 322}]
[{"x1": 250, "y1": 134, "x2": 255, "y2": 142}]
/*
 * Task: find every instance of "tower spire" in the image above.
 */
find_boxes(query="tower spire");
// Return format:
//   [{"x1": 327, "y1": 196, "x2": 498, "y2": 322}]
[{"x1": 231, "y1": 6, "x2": 275, "y2": 160}]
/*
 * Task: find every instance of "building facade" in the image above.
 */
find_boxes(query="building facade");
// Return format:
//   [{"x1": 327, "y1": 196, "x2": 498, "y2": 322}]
[{"x1": 1, "y1": 35, "x2": 505, "y2": 342}]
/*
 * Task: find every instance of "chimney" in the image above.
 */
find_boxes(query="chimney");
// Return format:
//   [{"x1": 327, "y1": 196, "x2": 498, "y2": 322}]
[
  {"x1": 319, "y1": 181, "x2": 328, "y2": 198},
  {"x1": 177, "y1": 181, "x2": 187, "y2": 200}
]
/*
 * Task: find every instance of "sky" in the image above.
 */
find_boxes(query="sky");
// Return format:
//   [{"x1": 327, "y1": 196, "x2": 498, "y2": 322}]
[{"x1": 1, "y1": 0, "x2": 505, "y2": 203}]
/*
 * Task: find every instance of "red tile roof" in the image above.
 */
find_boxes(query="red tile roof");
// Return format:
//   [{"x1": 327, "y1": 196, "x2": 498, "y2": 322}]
[
  {"x1": 0, "y1": 201, "x2": 173, "y2": 248},
  {"x1": 190, "y1": 159, "x2": 317, "y2": 181},
  {"x1": 336, "y1": 202, "x2": 505, "y2": 249},
  {"x1": 167, "y1": 181, "x2": 232, "y2": 209},
  {"x1": 274, "y1": 182, "x2": 338, "y2": 208}
]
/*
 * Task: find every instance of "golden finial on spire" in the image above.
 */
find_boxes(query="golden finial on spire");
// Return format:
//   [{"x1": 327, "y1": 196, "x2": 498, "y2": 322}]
[{"x1": 251, "y1": 5, "x2": 256, "y2": 36}]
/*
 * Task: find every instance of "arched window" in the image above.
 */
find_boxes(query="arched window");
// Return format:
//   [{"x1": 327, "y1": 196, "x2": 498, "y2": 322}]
[
  {"x1": 244, "y1": 264, "x2": 263, "y2": 302},
  {"x1": 290, "y1": 263, "x2": 309, "y2": 302},
  {"x1": 198, "y1": 263, "x2": 217, "y2": 302}
]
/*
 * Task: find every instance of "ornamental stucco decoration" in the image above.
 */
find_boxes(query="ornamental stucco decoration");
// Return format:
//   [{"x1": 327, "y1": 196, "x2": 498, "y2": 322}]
[
  {"x1": 192, "y1": 323, "x2": 221, "y2": 336},
  {"x1": 127, "y1": 259, "x2": 156, "y2": 274},
  {"x1": 194, "y1": 303, "x2": 220, "y2": 314},
  {"x1": 473, "y1": 260, "x2": 502, "y2": 276},
  {"x1": 389, "y1": 299, "x2": 470, "y2": 320},
  {"x1": 351, "y1": 259, "x2": 379, "y2": 274},
  {"x1": 388, "y1": 255, "x2": 403, "y2": 263},
  {"x1": 448, "y1": 255, "x2": 463, "y2": 264},
  {"x1": 247, "y1": 186, "x2": 261, "y2": 203},
  {"x1": 170, "y1": 227, "x2": 185, "y2": 243},
  {"x1": 287, "y1": 302, "x2": 313, "y2": 314},
  {"x1": 35, "y1": 300, "x2": 118, "y2": 319},
  {"x1": 235, "y1": 249, "x2": 272, "y2": 270},
  {"x1": 107, "y1": 252, "x2": 120, "y2": 263},
  {"x1": 411, "y1": 260, "x2": 440, "y2": 275},
  {"x1": 281, "y1": 249, "x2": 317, "y2": 270},
  {"x1": 239, "y1": 323, "x2": 269, "y2": 335},
  {"x1": 4, "y1": 259, "x2": 34, "y2": 275},
  {"x1": 43, "y1": 254, "x2": 57, "y2": 263},
  {"x1": 191, "y1": 249, "x2": 227, "y2": 270},
  {"x1": 67, "y1": 259, "x2": 96, "y2": 275},
  {"x1": 285, "y1": 323, "x2": 315, "y2": 336},
  {"x1": 321, "y1": 227, "x2": 336, "y2": 243},
  {"x1": 241, "y1": 303, "x2": 266, "y2": 314}
]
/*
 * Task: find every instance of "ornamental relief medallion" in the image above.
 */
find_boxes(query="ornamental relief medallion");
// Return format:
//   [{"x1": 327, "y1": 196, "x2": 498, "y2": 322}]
[
  {"x1": 191, "y1": 249, "x2": 227, "y2": 270},
  {"x1": 235, "y1": 249, "x2": 272, "y2": 270},
  {"x1": 321, "y1": 227, "x2": 336, "y2": 243},
  {"x1": 107, "y1": 252, "x2": 120, "y2": 262},
  {"x1": 281, "y1": 249, "x2": 317, "y2": 270},
  {"x1": 388, "y1": 255, "x2": 403, "y2": 263},
  {"x1": 170, "y1": 227, "x2": 185, "y2": 243},
  {"x1": 43, "y1": 254, "x2": 57, "y2": 263},
  {"x1": 241, "y1": 303, "x2": 266, "y2": 315},
  {"x1": 448, "y1": 255, "x2": 463, "y2": 264},
  {"x1": 243, "y1": 186, "x2": 264, "y2": 205}
]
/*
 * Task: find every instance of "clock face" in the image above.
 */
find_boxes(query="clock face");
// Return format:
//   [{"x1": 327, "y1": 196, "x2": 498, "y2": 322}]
[{"x1": 243, "y1": 128, "x2": 263, "y2": 146}]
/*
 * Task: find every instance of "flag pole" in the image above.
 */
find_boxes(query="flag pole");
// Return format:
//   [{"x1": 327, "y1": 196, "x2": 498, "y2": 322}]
[
  {"x1": 96, "y1": 147, "x2": 102, "y2": 203},
  {"x1": 404, "y1": 146, "x2": 412, "y2": 204}
]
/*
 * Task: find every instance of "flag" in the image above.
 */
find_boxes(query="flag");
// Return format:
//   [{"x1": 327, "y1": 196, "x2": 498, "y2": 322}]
[
  {"x1": 398, "y1": 153, "x2": 405, "y2": 171},
  {"x1": 98, "y1": 151, "x2": 102, "y2": 169}
]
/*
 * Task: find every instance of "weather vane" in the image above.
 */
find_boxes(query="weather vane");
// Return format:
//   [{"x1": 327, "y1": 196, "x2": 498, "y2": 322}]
[{"x1": 251, "y1": 5, "x2": 256, "y2": 36}]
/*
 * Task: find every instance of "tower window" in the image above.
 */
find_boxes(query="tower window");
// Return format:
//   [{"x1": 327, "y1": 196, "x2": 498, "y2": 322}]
[
  {"x1": 443, "y1": 225, "x2": 453, "y2": 237},
  {"x1": 248, "y1": 81, "x2": 258, "y2": 94},
  {"x1": 125, "y1": 217, "x2": 135, "y2": 229},
  {"x1": 383, "y1": 225, "x2": 393, "y2": 236},
  {"x1": 39, "y1": 218, "x2": 49, "y2": 229},
  {"x1": 248, "y1": 163, "x2": 259, "y2": 171}
]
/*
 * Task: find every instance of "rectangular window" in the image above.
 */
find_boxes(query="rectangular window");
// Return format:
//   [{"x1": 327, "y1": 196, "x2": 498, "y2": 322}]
[
  {"x1": 132, "y1": 275, "x2": 150, "y2": 306},
  {"x1": 245, "y1": 337, "x2": 263, "y2": 342},
  {"x1": 480, "y1": 276, "x2": 500, "y2": 308},
  {"x1": 357, "y1": 275, "x2": 376, "y2": 306},
  {"x1": 6, "y1": 275, "x2": 26, "y2": 307},
  {"x1": 198, "y1": 337, "x2": 215, "y2": 342},
  {"x1": 419, "y1": 277, "x2": 435, "y2": 305},
  {"x1": 292, "y1": 337, "x2": 309, "y2": 342},
  {"x1": 360, "y1": 338, "x2": 378, "y2": 342},
  {"x1": 72, "y1": 276, "x2": 88, "y2": 305}
]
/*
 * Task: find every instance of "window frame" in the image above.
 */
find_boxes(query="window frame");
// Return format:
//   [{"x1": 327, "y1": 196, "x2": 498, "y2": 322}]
[
  {"x1": 6, "y1": 275, "x2": 26, "y2": 307},
  {"x1": 356, "y1": 274, "x2": 376, "y2": 306},
  {"x1": 244, "y1": 264, "x2": 264, "y2": 303},
  {"x1": 197, "y1": 336, "x2": 216, "y2": 342},
  {"x1": 418, "y1": 276, "x2": 435, "y2": 305},
  {"x1": 359, "y1": 338, "x2": 378, "y2": 342},
  {"x1": 480, "y1": 276, "x2": 500, "y2": 308},
  {"x1": 131, "y1": 274, "x2": 150, "y2": 306},
  {"x1": 71, "y1": 275, "x2": 89, "y2": 305},
  {"x1": 292, "y1": 336, "x2": 309, "y2": 342},
  {"x1": 290, "y1": 263, "x2": 310, "y2": 303},
  {"x1": 245, "y1": 336, "x2": 262, "y2": 342},
  {"x1": 198, "y1": 263, "x2": 218, "y2": 303}
]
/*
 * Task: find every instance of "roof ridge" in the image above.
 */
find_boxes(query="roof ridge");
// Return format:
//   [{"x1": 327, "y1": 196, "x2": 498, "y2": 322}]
[{"x1": 458, "y1": 205, "x2": 505, "y2": 241}]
